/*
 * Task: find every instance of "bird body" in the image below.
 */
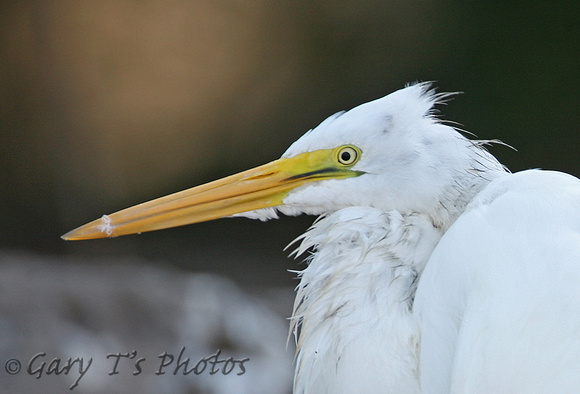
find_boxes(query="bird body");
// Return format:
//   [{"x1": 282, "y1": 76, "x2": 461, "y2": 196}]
[
  {"x1": 416, "y1": 169, "x2": 580, "y2": 393},
  {"x1": 63, "y1": 84, "x2": 580, "y2": 393},
  {"x1": 290, "y1": 208, "x2": 439, "y2": 393}
]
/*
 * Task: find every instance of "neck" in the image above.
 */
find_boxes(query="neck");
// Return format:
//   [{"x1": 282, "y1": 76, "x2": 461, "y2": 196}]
[
  {"x1": 427, "y1": 140, "x2": 508, "y2": 230},
  {"x1": 290, "y1": 207, "x2": 441, "y2": 393}
]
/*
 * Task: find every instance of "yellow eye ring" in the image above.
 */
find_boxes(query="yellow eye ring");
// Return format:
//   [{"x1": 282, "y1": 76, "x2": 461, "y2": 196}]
[{"x1": 336, "y1": 146, "x2": 360, "y2": 166}]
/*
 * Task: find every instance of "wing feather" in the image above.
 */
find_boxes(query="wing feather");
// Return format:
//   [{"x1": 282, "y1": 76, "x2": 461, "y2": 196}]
[{"x1": 415, "y1": 170, "x2": 580, "y2": 392}]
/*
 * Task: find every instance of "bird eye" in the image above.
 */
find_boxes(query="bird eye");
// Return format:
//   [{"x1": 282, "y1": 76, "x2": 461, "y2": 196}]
[{"x1": 336, "y1": 146, "x2": 359, "y2": 166}]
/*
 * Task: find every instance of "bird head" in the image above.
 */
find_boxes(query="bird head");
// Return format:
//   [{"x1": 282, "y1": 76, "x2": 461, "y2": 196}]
[{"x1": 62, "y1": 83, "x2": 504, "y2": 240}]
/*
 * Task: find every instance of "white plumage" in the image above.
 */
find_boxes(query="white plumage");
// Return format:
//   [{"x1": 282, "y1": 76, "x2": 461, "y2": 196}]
[
  {"x1": 261, "y1": 84, "x2": 580, "y2": 392},
  {"x1": 289, "y1": 208, "x2": 439, "y2": 393},
  {"x1": 417, "y1": 170, "x2": 580, "y2": 393},
  {"x1": 64, "y1": 83, "x2": 580, "y2": 393}
]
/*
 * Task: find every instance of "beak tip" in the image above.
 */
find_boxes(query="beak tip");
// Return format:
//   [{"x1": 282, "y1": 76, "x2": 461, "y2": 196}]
[
  {"x1": 60, "y1": 229, "x2": 87, "y2": 241},
  {"x1": 61, "y1": 216, "x2": 114, "y2": 241}
]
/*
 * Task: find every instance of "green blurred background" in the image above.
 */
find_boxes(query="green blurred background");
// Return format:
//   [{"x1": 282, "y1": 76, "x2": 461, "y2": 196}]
[{"x1": 1, "y1": 1, "x2": 578, "y2": 286}]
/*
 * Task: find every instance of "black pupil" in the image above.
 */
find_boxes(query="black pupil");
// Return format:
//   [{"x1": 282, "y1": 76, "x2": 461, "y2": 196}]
[{"x1": 341, "y1": 151, "x2": 352, "y2": 162}]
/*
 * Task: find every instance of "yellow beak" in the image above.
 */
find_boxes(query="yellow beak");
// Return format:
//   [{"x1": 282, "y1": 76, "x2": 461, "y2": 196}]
[{"x1": 62, "y1": 147, "x2": 363, "y2": 240}]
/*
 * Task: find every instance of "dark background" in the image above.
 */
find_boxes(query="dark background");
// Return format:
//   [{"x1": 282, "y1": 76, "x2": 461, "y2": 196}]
[{"x1": 1, "y1": 1, "x2": 578, "y2": 285}]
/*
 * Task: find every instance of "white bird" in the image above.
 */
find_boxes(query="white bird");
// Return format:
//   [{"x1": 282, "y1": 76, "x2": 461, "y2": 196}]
[{"x1": 63, "y1": 83, "x2": 580, "y2": 393}]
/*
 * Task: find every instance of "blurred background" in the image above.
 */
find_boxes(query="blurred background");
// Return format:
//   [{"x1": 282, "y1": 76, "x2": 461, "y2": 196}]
[{"x1": 0, "y1": 1, "x2": 578, "y2": 393}]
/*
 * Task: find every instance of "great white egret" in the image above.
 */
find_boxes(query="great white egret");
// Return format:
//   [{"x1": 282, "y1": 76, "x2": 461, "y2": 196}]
[{"x1": 63, "y1": 83, "x2": 580, "y2": 393}]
